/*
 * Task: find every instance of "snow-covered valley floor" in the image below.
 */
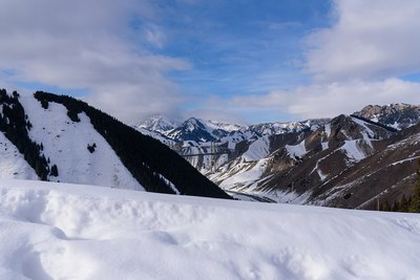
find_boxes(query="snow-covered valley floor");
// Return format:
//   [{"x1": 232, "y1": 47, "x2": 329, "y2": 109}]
[{"x1": 0, "y1": 179, "x2": 419, "y2": 280}]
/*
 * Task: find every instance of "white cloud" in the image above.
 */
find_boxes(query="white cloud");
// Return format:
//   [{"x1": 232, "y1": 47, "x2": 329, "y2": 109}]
[
  {"x1": 144, "y1": 24, "x2": 167, "y2": 48},
  {"x1": 1, "y1": 0, "x2": 418, "y2": 124},
  {"x1": 232, "y1": 79, "x2": 420, "y2": 119},
  {"x1": 0, "y1": 0, "x2": 189, "y2": 122},
  {"x1": 229, "y1": 0, "x2": 420, "y2": 121},
  {"x1": 306, "y1": 0, "x2": 420, "y2": 81}
]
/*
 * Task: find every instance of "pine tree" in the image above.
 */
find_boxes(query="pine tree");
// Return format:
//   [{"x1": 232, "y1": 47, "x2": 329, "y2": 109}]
[
  {"x1": 379, "y1": 200, "x2": 391, "y2": 212},
  {"x1": 409, "y1": 159, "x2": 420, "y2": 213},
  {"x1": 399, "y1": 195, "x2": 410, "y2": 212},
  {"x1": 50, "y1": 164, "x2": 59, "y2": 177},
  {"x1": 380, "y1": 200, "x2": 391, "y2": 212},
  {"x1": 391, "y1": 200, "x2": 400, "y2": 212}
]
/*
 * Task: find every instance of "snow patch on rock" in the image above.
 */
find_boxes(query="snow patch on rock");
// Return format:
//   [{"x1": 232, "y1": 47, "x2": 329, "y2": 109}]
[{"x1": 286, "y1": 140, "x2": 307, "y2": 159}]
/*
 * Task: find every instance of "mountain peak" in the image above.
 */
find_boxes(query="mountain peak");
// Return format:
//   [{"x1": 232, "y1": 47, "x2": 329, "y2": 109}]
[
  {"x1": 137, "y1": 114, "x2": 180, "y2": 133},
  {"x1": 354, "y1": 103, "x2": 420, "y2": 129},
  {"x1": 205, "y1": 120, "x2": 246, "y2": 132}
]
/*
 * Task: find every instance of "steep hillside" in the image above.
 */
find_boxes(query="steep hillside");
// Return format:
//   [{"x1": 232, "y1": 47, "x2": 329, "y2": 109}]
[
  {"x1": 313, "y1": 123, "x2": 420, "y2": 210},
  {"x1": 0, "y1": 89, "x2": 230, "y2": 199},
  {"x1": 212, "y1": 115, "x2": 396, "y2": 202}
]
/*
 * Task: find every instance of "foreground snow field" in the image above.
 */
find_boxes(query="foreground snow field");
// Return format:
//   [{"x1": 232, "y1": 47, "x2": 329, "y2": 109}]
[{"x1": 0, "y1": 180, "x2": 419, "y2": 280}]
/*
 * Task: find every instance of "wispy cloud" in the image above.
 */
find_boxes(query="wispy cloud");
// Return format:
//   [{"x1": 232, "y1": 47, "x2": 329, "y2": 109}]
[
  {"x1": 0, "y1": 0, "x2": 189, "y2": 122},
  {"x1": 223, "y1": 0, "x2": 420, "y2": 122},
  {"x1": 231, "y1": 79, "x2": 420, "y2": 120},
  {"x1": 144, "y1": 24, "x2": 167, "y2": 49},
  {"x1": 1, "y1": 0, "x2": 417, "y2": 124},
  {"x1": 305, "y1": 0, "x2": 420, "y2": 81}
]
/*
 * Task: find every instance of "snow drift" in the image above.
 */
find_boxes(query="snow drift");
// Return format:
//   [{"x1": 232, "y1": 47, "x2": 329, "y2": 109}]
[{"x1": 0, "y1": 179, "x2": 419, "y2": 279}]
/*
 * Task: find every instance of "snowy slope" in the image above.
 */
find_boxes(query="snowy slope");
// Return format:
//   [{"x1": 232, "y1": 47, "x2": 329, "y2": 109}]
[
  {"x1": 0, "y1": 133, "x2": 37, "y2": 180},
  {"x1": 19, "y1": 95, "x2": 144, "y2": 191},
  {"x1": 0, "y1": 179, "x2": 420, "y2": 280},
  {"x1": 218, "y1": 158, "x2": 269, "y2": 191},
  {"x1": 286, "y1": 140, "x2": 307, "y2": 159},
  {"x1": 242, "y1": 136, "x2": 270, "y2": 161}
]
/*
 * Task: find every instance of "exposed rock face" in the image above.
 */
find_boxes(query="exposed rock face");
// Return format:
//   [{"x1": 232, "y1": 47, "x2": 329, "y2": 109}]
[
  {"x1": 224, "y1": 115, "x2": 397, "y2": 204},
  {"x1": 313, "y1": 124, "x2": 420, "y2": 210},
  {"x1": 353, "y1": 103, "x2": 420, "y2": 130},
  {"x1": 167, "y1": 118, "x2": 219, "y2": 142},
  {"x1": 138, "y1": 104, "x2": 420, "y2": 208}
]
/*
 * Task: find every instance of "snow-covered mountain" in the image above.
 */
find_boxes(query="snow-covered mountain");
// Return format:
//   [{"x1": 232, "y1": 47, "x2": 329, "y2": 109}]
[
  {"x1": 138, "y1": 117, "x2": 246, "y2": 143},
  {"x1": 136, "y1": 114, "x2": 180, "y2": 133},
  {"x1": 1, "y1": 179, "x2": 419, "y2": 279},
  {"x1": 137, "y1": 116, "x2": 328, "y2": 140},
  {"x1": 138, "y1": 105, "x2": 420, "y2": 208},
  {"x1": 206, "y1": 115, "x2": 398, "y2": 204},
  {"x1": 167, "y1": 117, "x2": 220, "y2": 142},
  {"x1": 0, "y1": 89, "x2": 230, "y2": 199}
]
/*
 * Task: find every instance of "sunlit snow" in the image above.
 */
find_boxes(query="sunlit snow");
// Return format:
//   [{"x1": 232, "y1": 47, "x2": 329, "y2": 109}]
[{"x1": 1, "y1": 179, "x2": 419, "y2": 280}]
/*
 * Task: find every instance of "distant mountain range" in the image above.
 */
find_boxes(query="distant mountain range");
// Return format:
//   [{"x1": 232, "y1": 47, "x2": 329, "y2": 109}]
[
  {"x1": 137, "y1": 103, "x2": 420, "y2": 209},
  {"x1": 1, "y1": 88, "x2": 418, "y2": 209},
  {"x1": 0, "y1": 89, "x2": 230, "y2": 199}
]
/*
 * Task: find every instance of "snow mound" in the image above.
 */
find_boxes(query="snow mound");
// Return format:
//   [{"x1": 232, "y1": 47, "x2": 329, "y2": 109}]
[{"x1": 0, "y1": 179, "x2": 420, "y2": 280}]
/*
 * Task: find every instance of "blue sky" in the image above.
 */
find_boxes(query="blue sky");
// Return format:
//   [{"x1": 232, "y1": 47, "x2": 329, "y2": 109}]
[
  {"x1": 0, "y1": 0, "x2": 419, "y2": 124},
  {"x1": 141, "y1": 0, "x2": 332, "y2": 121}
]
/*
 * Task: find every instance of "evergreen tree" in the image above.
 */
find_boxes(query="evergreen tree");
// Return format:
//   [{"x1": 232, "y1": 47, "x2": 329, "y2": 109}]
[
  {"x1": 0, "y1": 89, "x2": 52, "y2": 181},
  {"x1": 399, "y1": 195, "x2": 410, "y2": 212},
  {"x1": 87, "y1": 143, "x2": 96, "y2": 153},
  {"x1": 409, "y1": 159, "x2": 420, "y2": 213},
  {"x1": 380, "y1": 200, "x2": 391, "y2": 212},
  {"x1": 391, "y1": 200, "x2": 400, "y2": 212},
  {"x1": 50, "y1": 164, "x2": 59, "y2": 177}
]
